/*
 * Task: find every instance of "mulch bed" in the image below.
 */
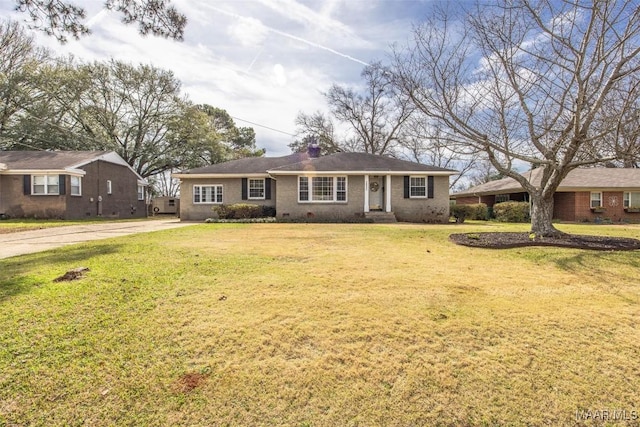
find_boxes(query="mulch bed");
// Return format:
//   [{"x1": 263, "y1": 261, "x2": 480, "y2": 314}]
[{"x1": 449, "y1": 232, "x2": 640, "y2": 251}]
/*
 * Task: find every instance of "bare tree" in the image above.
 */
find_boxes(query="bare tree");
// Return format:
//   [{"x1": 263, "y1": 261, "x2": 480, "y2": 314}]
[
  {"x1": 289, "y1": 111, "x2": 341, "y2": 154},
  {"x1": 403, "y1": 116, "x2": 480, "y2": 190},
  {"x1": 393, "y1": 0, "x2": 640, "y2": 236},
  {"x1": 601, "y1": 81, "x2": 640, "y2": 168},
  {"x1": 326, "y1": 61, "x2": 413, "y2": 155},
  {"x1": 74, "y1": 60, "x2": 186, "y2": 178},
  {"x1": 14, "y1": 0, "x2": 186, "y2": 43}
]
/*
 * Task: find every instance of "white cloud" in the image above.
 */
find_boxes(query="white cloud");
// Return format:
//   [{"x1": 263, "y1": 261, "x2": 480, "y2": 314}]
[
  {"x1": 227, "y1": 16, "x2": 269, "y2": 47},
  {"x1": 272, "y1": 63, "x2": 287, "y2": 86},
  {"x1": 1, "y1": 0, "x2": 425, "y2": 156}
]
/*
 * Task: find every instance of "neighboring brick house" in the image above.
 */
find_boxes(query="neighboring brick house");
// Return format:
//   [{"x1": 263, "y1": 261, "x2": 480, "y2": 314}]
[
  {"x1": 0, "y1": 151, "x2": 148, "y2": 219},
  {"x1": 451, "y1": 168, "x2": 640, "y2": 222},
  {"x1": 173, "y1": 151, "x2": 457, "y2": 223}
]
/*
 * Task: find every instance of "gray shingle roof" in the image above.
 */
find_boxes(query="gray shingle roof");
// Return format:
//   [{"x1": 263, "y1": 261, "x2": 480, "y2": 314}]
[
  {"x1": 0, "y1": 151, "x2": 109, "y2": 170},
  {"x1": 453, "y1": 167, "x2": 640, "y2": 197},
  {"x1": 177, "y1": 152, "x2": 457, "y2": 176},
  {"x1": 268, "y1": 152, "x2": 457, "y2": 174},
  {"x1": 179, "y1": 153, "x2": 310, "y2": 175},
  {"x1": 0, "y1": 150, "x2": 147, "y2": 184},
  {"x1": 0, "y1": 150, "x2": 111, "y2": 170}
]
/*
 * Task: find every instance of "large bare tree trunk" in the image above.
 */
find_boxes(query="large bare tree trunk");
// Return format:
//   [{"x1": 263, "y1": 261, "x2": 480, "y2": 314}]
[{"x1": 529, "y1": 193, "x2": 563, "y2": 237}]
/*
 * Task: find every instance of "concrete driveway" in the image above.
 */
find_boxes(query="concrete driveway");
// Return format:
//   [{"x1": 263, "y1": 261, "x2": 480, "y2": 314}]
[{"x1": 0, "y1": 219, "x2": 195, "y2": 259}]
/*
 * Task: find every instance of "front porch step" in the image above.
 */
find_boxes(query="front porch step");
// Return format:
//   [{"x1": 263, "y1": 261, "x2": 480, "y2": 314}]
[{"x1": 365, "y1": 211, "x2": 397, "y2": 223}]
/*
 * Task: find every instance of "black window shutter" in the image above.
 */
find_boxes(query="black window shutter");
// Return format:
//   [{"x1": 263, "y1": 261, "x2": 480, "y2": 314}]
[
  {"x1": 59, "y1": 175, "x2": 66, "y2": 195},
  {"x1": 265, "y1": 178, "x2": 271, "y2": 200},
  {"x1": 241, "y1": 178, "x2": 248, "y2": 200},
  {"x1": 23, "y1": 175, "x2": 31, "y2": 195},
  {"x1": 403, "y1": 176, "x2": 410, "y2": 199},
  {"x1": 427, "y1": 176, "x2": 434, "y2": 199}
]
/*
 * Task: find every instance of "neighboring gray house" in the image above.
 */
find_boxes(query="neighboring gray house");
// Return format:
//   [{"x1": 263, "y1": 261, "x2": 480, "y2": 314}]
[
  {"x1": 451, "y1": 167, "x2": 640, "y2": 222},
  {"x1": 173, "y1": 151, "x2": 457, "y2": 223},
  {"x1": 0, "y1": 151, "x2": 148, "y2": 219}
]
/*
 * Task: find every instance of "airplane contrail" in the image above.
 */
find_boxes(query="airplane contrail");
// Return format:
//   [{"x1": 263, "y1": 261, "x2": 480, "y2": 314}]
[{"x1": 205, "y1": 4, "x2": 370, "y2": 67}]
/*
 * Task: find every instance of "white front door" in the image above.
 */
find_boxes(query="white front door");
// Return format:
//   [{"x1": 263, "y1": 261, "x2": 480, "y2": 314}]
[{"x1": 369, "y1": 176, "x2": 383, "y2": 210}]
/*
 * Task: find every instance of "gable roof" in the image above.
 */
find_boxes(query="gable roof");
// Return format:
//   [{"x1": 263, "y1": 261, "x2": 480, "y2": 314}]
[
  {"x1": 176, "y1": 153, "x2": 309, "y2": 177},
  {"x1": 453, "y1": 167, "x2": 640, "y2": 197},
  {"x1": 174, "y1": 152, "x2": 457, "y2": 178},
  {"x1": 0, "y1": 150, "x2": 147, "y2": 184},
  {"x1": 0, "y1": 150, "x2": 109, "y2": 170},
  {"x1": 268, "y1": 152, "x2": 457, "y2": 175}
]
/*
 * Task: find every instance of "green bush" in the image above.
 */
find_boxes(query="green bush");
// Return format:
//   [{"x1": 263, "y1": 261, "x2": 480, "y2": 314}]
[
  {"x1": 213, "y1": 203, "x2": 263, "y2": 219},
  {"x1": 493, "y1": 201, "x2": 530, "y2": 223},
  {"x1": 261, "y1": 206, "x2": 277, "y2": 217},
  {"x1": 468, "y1": 203, "x2": 489, "y2": 220},
  {"x1": 450, "y1": 204, "x2": 474, "y2": 223},
  {"x1": 450, "y1": 203, "x2": 488, "y2": 222}
]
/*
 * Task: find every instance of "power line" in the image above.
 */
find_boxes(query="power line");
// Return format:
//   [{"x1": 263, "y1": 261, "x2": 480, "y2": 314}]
[{"x1": 230, "y1": 116, "x2": 296, "y2": 137}]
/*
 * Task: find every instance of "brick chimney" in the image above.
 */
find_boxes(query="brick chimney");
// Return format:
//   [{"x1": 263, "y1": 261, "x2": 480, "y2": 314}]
[{"x1": 307, "y1": 141, "x2": 321, "y2": 158}]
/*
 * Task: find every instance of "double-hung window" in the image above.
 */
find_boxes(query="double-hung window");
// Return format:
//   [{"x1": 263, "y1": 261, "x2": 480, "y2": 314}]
[
  {"x1": 194, "y1": 185, "x2": 223, "y2": 204},
  {"x1": 32, "y1": 175, "x2": 59, "y2": 195},
  {"x1": 590, "y1": 192, "x2": 602, "y2": 208},
  {"x1": 336, "y1": 177, "x2": 346, "y2": 201},
  {"x1": 137, "y1": 185, "x2": 145, "y2": 201},
  {"x1": 298, "y1": 176, "x2": 347, "y2": 202},
  {"x1": 70, "y1": 176, "x2": 82, "y2": 196},
  {"x1": 624, "y1": 192, "x2": 640, "y2": 208},
  {"x1": 409, "y1": 177, "x2": 427, "y2": 198},
  {"x1": 248, "y1": 179, "x2": 265, "y2": 199}
]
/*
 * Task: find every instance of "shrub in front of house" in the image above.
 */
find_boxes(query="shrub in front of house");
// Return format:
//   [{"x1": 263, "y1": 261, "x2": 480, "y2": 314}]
[
  {"x1": 450, "y1": 204, "x2": 474, "y2": 223},
  {"x1": 468, "y1": 203, "x2": 489, "y2": 220},
  {"x1": 213, "y1": 203, "x2": 262, "y2": 219},
  {"x1": 493, "y1": 201, "x2": 530, "y2": 223},
  {"x1": 205, "y1": 217, "x2": 277, "y2": 223},
  {"x1": 261, "y1": 206, "x2": 277, "y2": 217}
]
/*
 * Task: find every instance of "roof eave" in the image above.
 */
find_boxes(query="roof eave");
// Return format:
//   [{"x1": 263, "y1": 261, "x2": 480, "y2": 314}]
[
  {"x1": 1, "y1": 168, "x2": 87, "y2": 176},
  {"x1": 267, "y1": 170, "x2": 458, "y2": 176},
  {"x1": 172, "y1": 173, "x2": 270, "y2": 179}
]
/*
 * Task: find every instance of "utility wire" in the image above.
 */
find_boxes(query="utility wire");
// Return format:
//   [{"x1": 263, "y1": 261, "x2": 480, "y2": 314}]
[{"x1": 229, "y1": 116, "x2": 296, "y2": 137}]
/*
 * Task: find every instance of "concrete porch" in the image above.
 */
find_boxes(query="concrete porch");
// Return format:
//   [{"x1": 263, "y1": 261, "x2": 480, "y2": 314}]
[{"x1": 364, "y1": 211, "x2": 397, "y2": 223}]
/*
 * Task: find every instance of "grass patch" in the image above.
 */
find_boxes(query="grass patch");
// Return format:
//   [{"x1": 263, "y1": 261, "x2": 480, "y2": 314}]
[{"x1": 1, "y1": 222, "x2": 639, "y2": 426}]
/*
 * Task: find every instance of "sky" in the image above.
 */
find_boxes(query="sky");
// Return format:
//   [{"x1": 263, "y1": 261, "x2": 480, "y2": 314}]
[{"x1": 2, "y1": 0, "x2": 443, "y2": 157}]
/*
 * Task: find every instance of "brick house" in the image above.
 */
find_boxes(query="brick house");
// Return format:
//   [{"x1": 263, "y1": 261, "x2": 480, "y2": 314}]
[
  {"x1": 173, "y1": 151, "x2": 457, "y2": 223},
  {"x1": 0, "y1": 151, "x2": 148, "y2": 219},
  {"x1": 451, "y1": 168, "x2": 640, "y2": 222}
]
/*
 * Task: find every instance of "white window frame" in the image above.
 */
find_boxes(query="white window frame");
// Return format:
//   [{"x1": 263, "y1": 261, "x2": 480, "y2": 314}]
[
  {"x1": 590, "y1": 192, "x2": 602, "y2": 208},
  {"x1": 248, "y1": 178, "x2": 265, "y2": 200},
  {"x1": 298, "y1": 176, "x2": 348, "y2": 203},
  {"x1": 32, "y1": 174, "x2": 59, "y2": 195},
  {"x1": 70, "y1": 176, "x2": 82, "y2": 196},
  {"x1": 409, "y1": 176, "x2": 427, "y2": 198},
  {"x1": 336, "y1": 176, "x2": 347, "y2": 201},
  {"x1": 137, "y1": 185, "x2": 145, "y2": 201},
  {"x1": 107, "y1": 180, "x2": 112, "y2": 195},
  {"x1": 624, "y1": 191, "x2": 640, "y2": 208},
  {"x1": 193, "y1": 185, "x2": 223, "y2": 204}
]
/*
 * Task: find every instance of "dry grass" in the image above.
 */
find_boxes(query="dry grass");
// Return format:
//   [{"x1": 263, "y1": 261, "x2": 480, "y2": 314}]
[{"x1": 1, "y1": 222, "x2": 640, "y2": 426}]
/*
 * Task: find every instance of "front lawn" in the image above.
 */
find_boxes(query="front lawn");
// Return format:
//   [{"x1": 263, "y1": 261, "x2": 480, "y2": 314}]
[{"x1": 1, "y1": 222, "x2": 639, "y2": 426}]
